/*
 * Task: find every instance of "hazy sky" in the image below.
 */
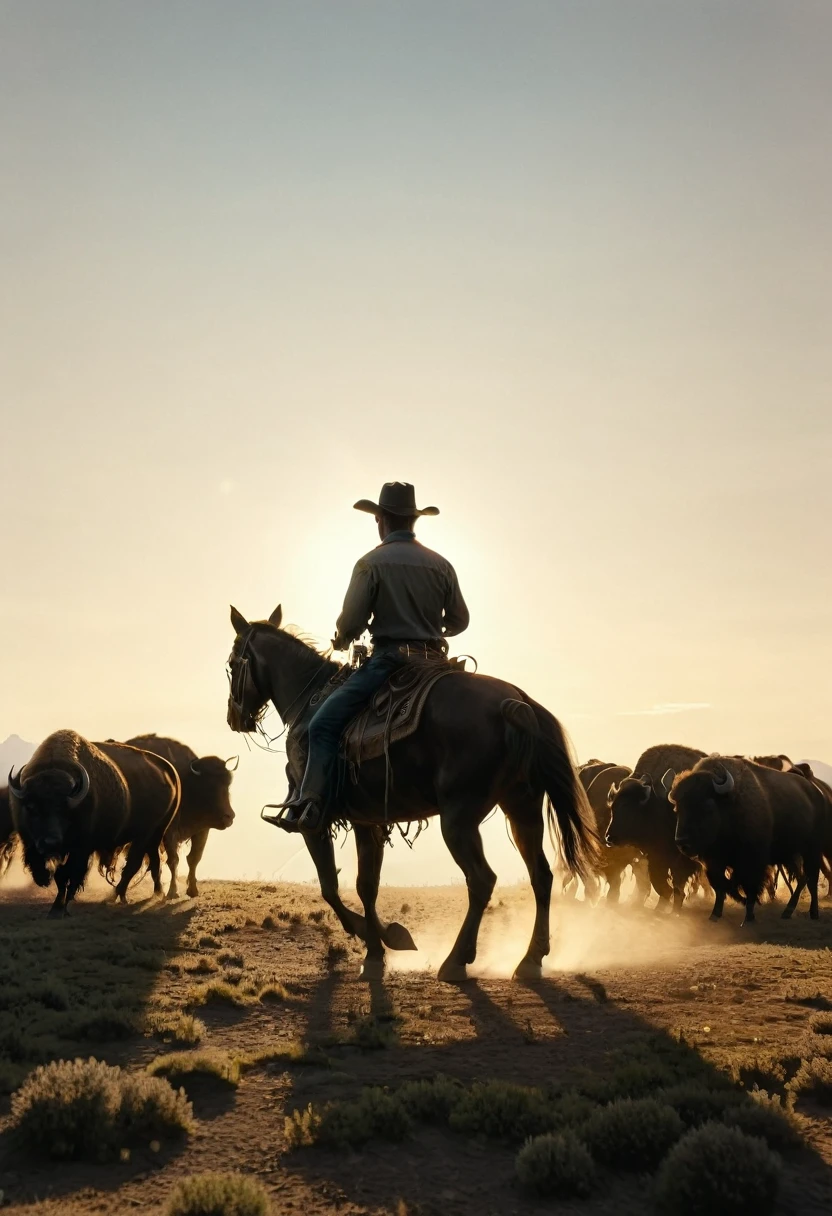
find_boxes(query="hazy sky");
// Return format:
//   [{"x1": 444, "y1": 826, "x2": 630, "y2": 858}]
[{"x1": 2, "y1": 2, "x2": 831, "y2": 885}]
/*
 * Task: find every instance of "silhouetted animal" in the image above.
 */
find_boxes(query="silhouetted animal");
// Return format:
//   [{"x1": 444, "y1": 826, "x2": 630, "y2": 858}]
[
  {"x1": 127, "y1": 734, "x2": 237, "y2": 898},
  {"x1": 750, "y1": 754, "x2": 794, "y2": 771},
  {"x1": 0, "y1": 786, "x2": 16, "y2": 871},
  {"x1": 586, "y1": 765, "x2": 652, "y2": 905},
  {"x1": 605, "y1": 744, "x2": 705, "y2": 912},
  {"x1": 227, "y1": 604, "x2": 599, "y2": 981},
  {"x1": 578, "y1": 761, "x2": 616, "y2": 793},
  {"x1": 670, "y1": 755, "x2": 829, "y2": 924},
  {"x1": 9, "y1": 730, "x2": 131, "y2": 915},
  {"x1": 93, "y1": 741, "x2": 181, "y2": 900}
]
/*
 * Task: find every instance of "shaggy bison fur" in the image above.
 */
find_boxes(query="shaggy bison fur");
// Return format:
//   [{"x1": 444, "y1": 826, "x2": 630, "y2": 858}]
[
  {"x1": 126, "y1": 734, "x2": 236, "y2": 898},
  {"x1": 670, "y1": 755, "x2": 830, "y2": 923},
  {"x1": 605, "y1": 744, "x2": 705, "y2": 912}
]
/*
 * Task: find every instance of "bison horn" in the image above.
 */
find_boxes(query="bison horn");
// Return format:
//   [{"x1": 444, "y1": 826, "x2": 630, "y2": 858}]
[
  {"x1": 67, "y1": 764, "x2": 91, "y2": 809},
  {"x1": 8, "y1": 765, "x2": 26, "y2": 796},
  {"x1": 638, "y1": 775, "x2": 652, "y2": 804},
  {"x1": 607, "y1": 782, "x2": 620, "y2": 804},
  {"x1": 190, "y1": 759, "x2": 203, "y2": 777},
  {"x1": 712, "y1": 766, "x2": 735, "y2": 797},
  {"x1": 661, "y1": 768, "x2": 676, "y2": 795},
  {"x1": 225, "y1": 756, "x2": 239, "y2": 772}
]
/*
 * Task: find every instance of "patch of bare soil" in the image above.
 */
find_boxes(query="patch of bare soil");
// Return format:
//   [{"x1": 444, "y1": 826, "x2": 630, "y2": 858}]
[{"x1": 0, "y1": 876, "x2": 831, "y2": 1214}]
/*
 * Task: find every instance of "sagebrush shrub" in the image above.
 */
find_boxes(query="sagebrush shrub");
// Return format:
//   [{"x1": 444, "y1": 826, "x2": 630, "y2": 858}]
[
  {"x1": 10, "y1": 1057, "x2": 192, "y2": 1160},
  {"x1": 788, "y1": 1056, "x2": 832, "y2": 1105},
  {"x1": 166, "y1": 1171, "x2": 270, "y2": 1216},
  {"x1": 147, "y1": 1013, "x2": 205, "y2": 1047},
  {"x1": 722, "y1": 1091, "x2": 805, "y2": 1152},
  {"x1": 449, "y1": 1081, "x2": 553, "y2": 1142},
  {"x1": 398, "y1": 1075, "x2": 463, "y2": 1123},
  {"x1": 516, "y1": 1131, "x2": 597, "y2": 1198},
  {"x1": 583, "y1": 1098, "x2": 684, "y2": 1171},
  {"x1": 658, "y1": 1083, "x2": 743, "y2": 1128},
  {"x1": 284, "y1": 1089, "x2": 411, "y2": 1149},
  {"x1": 147, "y1": 1050, "x2": 240, "y2": 1089},
  {"x1": 808, "y1": 1012, "x2": 832, "y2": 1036},
  {"x1": 654, "y1": 1122, "x2": 781, "y2": 1215}
]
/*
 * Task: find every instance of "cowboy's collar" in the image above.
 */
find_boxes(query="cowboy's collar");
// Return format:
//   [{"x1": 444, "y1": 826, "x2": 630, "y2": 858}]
[{"x1": 382, "y1": 530, "x2": 416, "y2": 545}]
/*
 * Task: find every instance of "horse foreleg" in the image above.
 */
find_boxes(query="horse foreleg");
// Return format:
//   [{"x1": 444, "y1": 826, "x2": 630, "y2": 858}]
[
  {"x1": 354, "y1": 825, "x2": 388, "y2": 979},
  {"x1": 505, "y1": 798, "x2": 553, "y2": 980},
  {"x1": 302, "y1": 830, "x2": 368, "y2": 942},
  {"x1": 437, "y1": 805, "x2": 497, "y2": 983}
]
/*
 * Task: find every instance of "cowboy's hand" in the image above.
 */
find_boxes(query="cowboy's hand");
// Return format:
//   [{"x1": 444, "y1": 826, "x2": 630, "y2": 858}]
[{"x1": 331, "y1": 635, "x2": 348, "y2": 652}]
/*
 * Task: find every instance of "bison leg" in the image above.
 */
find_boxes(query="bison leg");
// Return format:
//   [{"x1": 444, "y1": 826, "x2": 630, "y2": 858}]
[
  {"x1": 437, "y1": 801, "x2": 497, "y2": 982},
  {"x1": 647, "y1": 857, "x2": 673, "y2": 912},
  {"x1": 115, "y1": 841, "x2": 146, "y2": 903},
  {"x1": 781, "y1": 876, "x2": 806, "y2": 919},
  {"x1": 50, "y1": 851, "x2": 91, "y2": 917},
  {"x1": 185, "y1": 828, "x2": 209, "y2": 898},
  {"x1": 705, "y1": 866, "x2": 727, "y2": 920},
  {"x1": 165, "y1": 831, "x2": 181, "y2": 899},
  {"x1": 606, "y1": 868, "x2": 622, "y2": 905},
  {"x1": 804, "y1": 855, "x2": 821, "y2": 919},
  {"x1": 632, "y1": 858, "x2": 651, "y2": 906},
  {"x1": 148, "y1": 846, "x2": 164, "y2": 897},
  {"x1": 504, "y1": 795, "x2": 554, "y2": 979}
]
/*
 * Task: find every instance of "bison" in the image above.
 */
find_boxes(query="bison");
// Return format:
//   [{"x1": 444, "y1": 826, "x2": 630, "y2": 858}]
[
  {"x1": 126, "y1": 734, "x2": 237, "y2": 898},
  {"x1": 9, "y1": 730, "x2": 179, "y2": 915},
  {"x1": 0, "y1": 786, "x2": 16, "y2": 872},
  {"x1": 670, "y1": 755, "x2": 829, "y2": 923},
  {"x1": 585, "y1": 764, "x2": 651, "y2": 905},
  {"x1": 605, "y1": 744, "x2": 705, "y2": 912}
]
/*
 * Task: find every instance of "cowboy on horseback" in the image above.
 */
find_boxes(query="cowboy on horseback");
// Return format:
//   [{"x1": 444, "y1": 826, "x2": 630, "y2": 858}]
[{"x1": 269, "y1": 481, "x2": 469, "y2": 834}]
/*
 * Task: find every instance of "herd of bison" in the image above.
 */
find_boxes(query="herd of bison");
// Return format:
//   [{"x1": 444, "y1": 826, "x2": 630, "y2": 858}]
[{"x1": 2, "y1": 729, "x2": 831, "y2": 934}]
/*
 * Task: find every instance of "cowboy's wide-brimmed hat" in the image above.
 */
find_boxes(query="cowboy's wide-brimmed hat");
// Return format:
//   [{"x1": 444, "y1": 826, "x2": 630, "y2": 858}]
[{"x1": 354, "y1": 482, "x2": 439, "y2": 517}]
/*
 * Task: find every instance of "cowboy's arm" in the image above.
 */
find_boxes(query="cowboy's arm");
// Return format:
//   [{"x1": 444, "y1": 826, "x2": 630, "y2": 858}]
[
  {"x1": 442, "y1": 564, "x2": 470, "y2": 637},
  {"x1": 332, "y1": 559, "x2": 375, "y2": 650}
]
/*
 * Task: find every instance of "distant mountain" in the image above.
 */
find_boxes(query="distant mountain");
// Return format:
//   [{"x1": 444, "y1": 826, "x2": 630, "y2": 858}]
[{"x1": 0, "y1": 735, "x2": 36, "y2": 782}]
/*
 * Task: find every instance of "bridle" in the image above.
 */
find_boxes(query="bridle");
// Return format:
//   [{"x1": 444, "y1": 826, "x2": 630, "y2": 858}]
[
  {"x1": 227, "y1": 628, "x2": 267, "y2": 730},
  {"x1": 228, "y1": 627, "x2": 336, "y2": 737}
]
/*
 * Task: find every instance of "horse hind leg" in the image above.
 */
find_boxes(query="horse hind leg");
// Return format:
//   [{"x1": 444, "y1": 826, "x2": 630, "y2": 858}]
[
  {"x1": 505, "y1": 796, "x2": 553, "y2": 981},
  {"x1": 437, "y1": 803, "x2": 497, "y2": 983}
]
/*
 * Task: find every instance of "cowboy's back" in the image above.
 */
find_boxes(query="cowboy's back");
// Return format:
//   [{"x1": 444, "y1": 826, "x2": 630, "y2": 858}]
[
  {"x1": 335, "y1": 531, "x2": 469, "y2": 648},
  {"x1": 269, "y1": 481, "x2": 469, "y2": 833}
]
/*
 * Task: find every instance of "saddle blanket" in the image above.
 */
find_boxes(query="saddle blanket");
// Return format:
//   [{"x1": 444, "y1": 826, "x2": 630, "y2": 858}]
[{"x1": 340, "y1": 658, "x2": 462, "y2": 765}]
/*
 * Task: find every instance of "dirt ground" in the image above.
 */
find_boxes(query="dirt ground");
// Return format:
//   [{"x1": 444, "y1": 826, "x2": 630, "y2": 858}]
[{"x1": 1, "y1": 872, "x2": 831, "y2": 1215}]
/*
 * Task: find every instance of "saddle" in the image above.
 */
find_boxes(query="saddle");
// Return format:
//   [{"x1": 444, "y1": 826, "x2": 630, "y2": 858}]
[{"x1": 340, "y1": 655, "x2": 462, "y2": 766}]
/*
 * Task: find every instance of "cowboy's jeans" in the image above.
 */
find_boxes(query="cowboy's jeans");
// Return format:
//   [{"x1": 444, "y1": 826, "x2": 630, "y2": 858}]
[{"x1": 297, "y1": 645, "x2": 405, "y2": 804}]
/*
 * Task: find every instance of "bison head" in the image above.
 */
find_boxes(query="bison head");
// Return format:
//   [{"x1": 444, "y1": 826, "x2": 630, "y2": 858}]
[
  {"x1": 670, "y1": 761, "x2": 734, "y2": 859},
  {"x1": 605, "y1": 775, "x2": 657, "y2": 848},
  {"x1": 7, "y1": 763, "x2": 90, "y2": 860},
  {"x1": 185, "y1": 755, "x2": 237, "y2": 829}
]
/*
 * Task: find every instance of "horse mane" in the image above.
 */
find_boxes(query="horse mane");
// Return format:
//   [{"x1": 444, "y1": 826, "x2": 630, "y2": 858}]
[{"x1": 258, "y1": 621, "x2": 341, "y2": 677}]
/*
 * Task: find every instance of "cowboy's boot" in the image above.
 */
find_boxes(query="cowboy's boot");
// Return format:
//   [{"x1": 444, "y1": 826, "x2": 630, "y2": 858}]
[{"x1": 261, "y1": 761, "x2": 330, "y2": 835}]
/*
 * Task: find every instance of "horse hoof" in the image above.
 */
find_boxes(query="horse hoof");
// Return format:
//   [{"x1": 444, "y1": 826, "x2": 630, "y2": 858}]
[
  {"x1": 359, "y1": 958, "x2": 385, "y2": 981},
  {"x1": 513, "y1": 960, "x2": 543, "y2": 982},
  {"x1": 780, "y1": 909, "x2": 794, "y2": 920},
  {"x1": 810, "y1": 909, "x2": 820, "y2": 921},
  {"x1": 437, "y1": 961, "x2": 469, "y2": 983},
  {"x1": 708, "y1": 913, "x2": 722, "y2": 922},
  {"x1": 383, "y1": 921, "x2": 417, "y2": 951}
]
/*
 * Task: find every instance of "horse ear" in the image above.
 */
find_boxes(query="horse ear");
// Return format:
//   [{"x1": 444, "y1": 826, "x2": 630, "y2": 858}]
[
  {"x1": 268, "y1": 605, "x2": 283, "y2": 628},
  {"x1": 230, "y1": 606, "x2": 249, "y2": 635}
]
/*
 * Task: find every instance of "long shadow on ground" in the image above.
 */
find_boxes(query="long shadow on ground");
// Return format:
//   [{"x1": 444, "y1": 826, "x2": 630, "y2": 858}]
[
  {"x1": 0, "y1": 891, "x2": 196, "y2": 1202},
  {"x1": 283, "y1": 954, "x2": 832, "y2": 1216}
]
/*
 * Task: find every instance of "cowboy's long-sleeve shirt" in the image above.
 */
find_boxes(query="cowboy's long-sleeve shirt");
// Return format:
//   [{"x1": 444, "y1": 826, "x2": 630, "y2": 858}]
[{"x1": 334, "y1": 530, "x2": 469, "y2": 648}]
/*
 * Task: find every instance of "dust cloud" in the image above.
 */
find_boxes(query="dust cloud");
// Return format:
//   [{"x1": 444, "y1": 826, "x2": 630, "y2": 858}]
[{"x1": 389, "y1": 882, "x2": 715, "y2": 979}]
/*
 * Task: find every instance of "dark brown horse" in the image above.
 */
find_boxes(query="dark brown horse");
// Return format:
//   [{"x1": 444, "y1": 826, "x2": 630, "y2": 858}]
[{"x1": 226, "y1": 605, "x2": 598, "y2": 981}]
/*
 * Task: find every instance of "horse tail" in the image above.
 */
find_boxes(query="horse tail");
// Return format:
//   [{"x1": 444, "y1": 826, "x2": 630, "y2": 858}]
[{"x1": 500, "y1": 697, "x2": 600, "y2": 882}]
